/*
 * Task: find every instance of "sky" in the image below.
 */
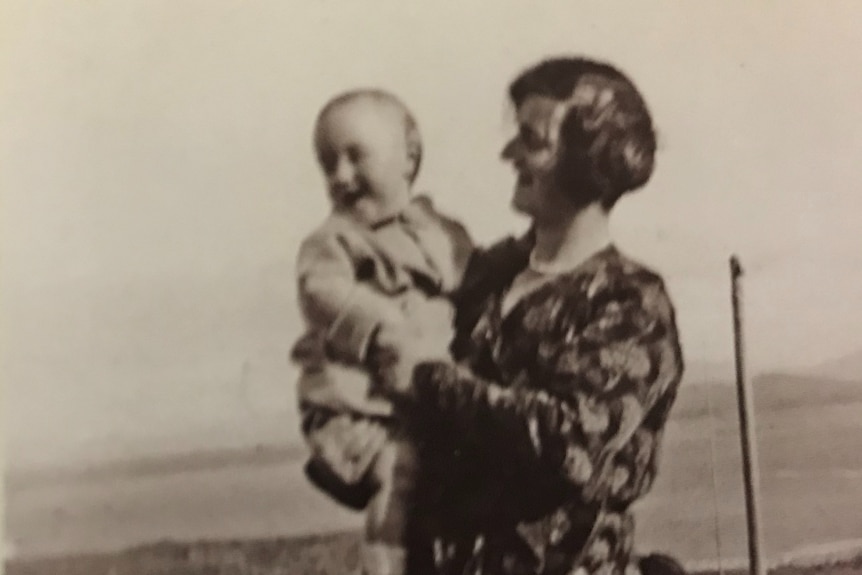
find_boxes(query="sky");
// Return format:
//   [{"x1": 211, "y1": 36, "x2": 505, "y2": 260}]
[{"x1": 2, "y1": 1, "x2": 862, "y2": 468}]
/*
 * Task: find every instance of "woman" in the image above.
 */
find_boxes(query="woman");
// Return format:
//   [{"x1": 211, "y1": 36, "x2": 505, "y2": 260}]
[{"x1": 370, "y1": 56, "x2": 685, "y2": 575}]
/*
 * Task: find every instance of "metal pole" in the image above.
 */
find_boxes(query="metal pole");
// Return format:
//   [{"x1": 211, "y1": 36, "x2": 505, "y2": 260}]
[
  {"x1": 730, "y1": 255, "x2": 767, "y2": 575},
  {"x1": 705, "y1": 379, "x2": 726, "y2": 575}
]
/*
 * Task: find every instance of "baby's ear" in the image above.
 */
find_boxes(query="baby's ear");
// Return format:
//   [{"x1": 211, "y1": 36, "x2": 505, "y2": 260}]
[{"x1": 405, "y1": 139, "x2": 422, "y2": 181}]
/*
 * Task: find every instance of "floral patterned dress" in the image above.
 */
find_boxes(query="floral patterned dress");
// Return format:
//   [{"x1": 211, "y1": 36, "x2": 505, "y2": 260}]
[{"x1": 402, "y1": 234, "x2": 685, "y2": 575}]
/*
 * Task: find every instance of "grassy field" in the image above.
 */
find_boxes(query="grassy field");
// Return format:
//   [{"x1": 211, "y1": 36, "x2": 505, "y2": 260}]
[{"x1": 6, "y1": 373, "x2": 862, "y2": 573}]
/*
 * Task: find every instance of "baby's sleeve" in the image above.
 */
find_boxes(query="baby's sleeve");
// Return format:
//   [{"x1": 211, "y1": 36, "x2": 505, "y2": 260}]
[{"x1": 296, "y1": 227, "x2": 405, "y2": 366}]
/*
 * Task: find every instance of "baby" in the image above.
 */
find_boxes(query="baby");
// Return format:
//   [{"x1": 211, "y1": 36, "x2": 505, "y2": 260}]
[{"x1": 290, "y1": 89, "x2": 473, "y2": 575}]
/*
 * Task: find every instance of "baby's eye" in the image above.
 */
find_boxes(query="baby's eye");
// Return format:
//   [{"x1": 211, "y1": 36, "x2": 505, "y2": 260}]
[
  {"x1": 318, "y1": 152, "x2": 337, "y2": 173},
  {"x1": 347, "y1": 146, "x2": 366, "y2": 163},
  {"x1": 520, "y1": 127, "x2": 544, "y2": 150}
]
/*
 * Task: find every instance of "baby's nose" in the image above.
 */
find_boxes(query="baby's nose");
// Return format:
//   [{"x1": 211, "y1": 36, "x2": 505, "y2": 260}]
[{"x1": 331, "y1": 157, "x2": 355, "y2": 185}]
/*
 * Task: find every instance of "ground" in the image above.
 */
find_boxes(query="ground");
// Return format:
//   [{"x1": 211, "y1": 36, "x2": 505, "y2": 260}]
[
  {"x1": 6, "y1": 532, "x2": 862, "y2": 575},
  {"x1": 7, "y1": 376, "x2": 862, "y2": 573}
]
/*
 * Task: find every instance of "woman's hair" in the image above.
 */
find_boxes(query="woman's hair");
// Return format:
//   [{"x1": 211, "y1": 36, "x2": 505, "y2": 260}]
[
  {"x1": 509, "y1": 57, "x2": 657, "y2": 209},
  {"x1": 316, "y1": 89, "x2": 423, "y2": 183}
]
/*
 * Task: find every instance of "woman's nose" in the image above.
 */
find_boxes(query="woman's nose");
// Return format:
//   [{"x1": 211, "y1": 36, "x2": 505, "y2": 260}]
[{"x1": 501, "y1": 137, "x2": 519, "y2": 161}]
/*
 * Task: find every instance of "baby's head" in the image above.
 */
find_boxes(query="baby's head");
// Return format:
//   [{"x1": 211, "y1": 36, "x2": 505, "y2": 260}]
[{"x1": 314, "y1": 89, "x2": 422, "y2": 225}]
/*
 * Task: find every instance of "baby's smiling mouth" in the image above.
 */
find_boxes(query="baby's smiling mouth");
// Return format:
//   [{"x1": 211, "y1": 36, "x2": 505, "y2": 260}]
[{"x1": 333, "y1": 185, "x2": 368, "y2": 207}]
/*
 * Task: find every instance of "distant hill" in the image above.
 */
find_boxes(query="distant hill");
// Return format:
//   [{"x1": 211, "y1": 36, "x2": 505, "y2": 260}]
[
  {"x1": 807, "y1": 349, "x2": 862, "y2": 382},
  {"x1": 681, "y1": 360, "x2": 734, "y2": 384},
  {"x1": 672, "y1": 366, "x2": 862, "y2": 422},
  {"x1": 6, "y1": 442, "x2": 309, "y2": 490}
]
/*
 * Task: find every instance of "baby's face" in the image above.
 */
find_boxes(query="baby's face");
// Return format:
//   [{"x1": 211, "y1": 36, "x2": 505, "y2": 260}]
[{"x1": 314, "y1": 98, "x2": 414, "y2": 224}]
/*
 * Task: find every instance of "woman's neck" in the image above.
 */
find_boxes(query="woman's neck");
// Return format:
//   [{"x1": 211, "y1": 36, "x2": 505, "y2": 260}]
[{"x1": 531, "y1": 203, "x2": 612, "y2": 269}]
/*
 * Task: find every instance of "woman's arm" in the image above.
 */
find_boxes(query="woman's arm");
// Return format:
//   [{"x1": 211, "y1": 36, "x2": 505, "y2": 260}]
[{"x1": 407, "y1": 273, "x2": 684, "y2": 496}]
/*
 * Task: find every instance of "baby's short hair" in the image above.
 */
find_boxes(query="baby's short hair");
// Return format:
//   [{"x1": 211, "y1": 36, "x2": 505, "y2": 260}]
[{"x1": 316, "y1": 89, "x2": 423, "y2": 183}]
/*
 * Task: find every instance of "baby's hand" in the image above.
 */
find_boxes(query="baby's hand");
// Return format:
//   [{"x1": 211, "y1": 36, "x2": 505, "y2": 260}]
[
  {"x1": 368, "y1": 322, "x2": 451, "y2": 397},
  {"x1": 374, "y1": 321, "x2": 451, "y2": 364}
]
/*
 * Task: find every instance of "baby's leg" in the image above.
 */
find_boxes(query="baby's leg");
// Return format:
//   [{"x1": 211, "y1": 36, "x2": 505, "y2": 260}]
[
  {"x1": 301, "y1": 407, "x2": 387, "y2": 510},
  {"x1": 361, "y1": 434, "x2": 418, "y2": 575}
]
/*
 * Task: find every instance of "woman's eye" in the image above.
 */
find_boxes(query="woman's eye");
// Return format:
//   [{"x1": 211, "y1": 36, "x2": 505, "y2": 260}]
[{"x1": 520, "y1": 127, "x2": 543, "y2": 150}]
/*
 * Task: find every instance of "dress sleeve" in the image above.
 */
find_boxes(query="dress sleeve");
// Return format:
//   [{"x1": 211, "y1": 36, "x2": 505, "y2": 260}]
[
  {"x1": 296, "y1": 229, "x2": 405, "y2": 365},
  {"x1": 411, "y1": 272, "x2": 684, "y2": 496}
]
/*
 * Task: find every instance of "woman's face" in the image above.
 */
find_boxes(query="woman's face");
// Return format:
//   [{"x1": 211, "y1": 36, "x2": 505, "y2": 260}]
[{"x1": 501, "y1": 95, "x2": 575, "y2": 223}]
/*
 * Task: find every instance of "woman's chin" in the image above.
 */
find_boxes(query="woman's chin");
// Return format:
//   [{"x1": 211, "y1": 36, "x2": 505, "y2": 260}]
[
  {"x1": 510, "y1": 192, "x2": 535, "y2": 217},
  {"x1": 510, "y1": 189, "x2": 530, "y2": 214},
  {"x1": 510, "y1": 198, "x2": 527, "y2": 216}
]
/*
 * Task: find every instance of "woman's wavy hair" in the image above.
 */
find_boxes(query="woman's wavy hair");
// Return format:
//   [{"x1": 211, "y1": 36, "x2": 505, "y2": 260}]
[{"x1": 509, "y1": 57, "x2": 657, "y2": 210}]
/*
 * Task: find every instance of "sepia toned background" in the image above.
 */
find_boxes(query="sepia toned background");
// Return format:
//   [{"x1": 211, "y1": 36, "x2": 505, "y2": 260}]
[{"x1": 2, "y1": 0, "x2": 861, "y2": 566}]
